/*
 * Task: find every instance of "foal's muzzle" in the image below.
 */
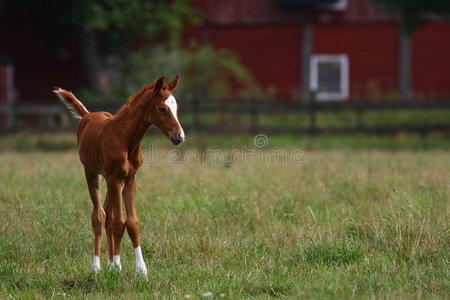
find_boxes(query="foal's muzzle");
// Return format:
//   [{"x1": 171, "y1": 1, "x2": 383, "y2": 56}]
[{"x1": 170, "y1": 132, "x2": 185, "y2": 145}]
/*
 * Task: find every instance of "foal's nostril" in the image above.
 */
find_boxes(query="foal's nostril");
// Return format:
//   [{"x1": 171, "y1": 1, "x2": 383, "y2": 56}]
[{"x1": 170, "y1": 132, "x2": 184, "y2": 145}]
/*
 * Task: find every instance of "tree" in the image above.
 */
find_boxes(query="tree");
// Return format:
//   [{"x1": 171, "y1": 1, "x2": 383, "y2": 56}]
[
  {"x1": 10, "y1": 0, "x2": 202, "y2": 97},
  {"x1": 373, "y1": 0, "x2": 450, "y2": 98},
  {"x1": 374, "y1": 0, "x2": 450, "y2": 34},
  {"x1": 120, "y1": 43, "x2": 264, "y2": 101}
]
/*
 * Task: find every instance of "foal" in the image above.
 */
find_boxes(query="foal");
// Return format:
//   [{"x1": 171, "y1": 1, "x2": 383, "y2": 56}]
[{"x1": 54, "y1": 76, "x2": 184, "y2": 277}]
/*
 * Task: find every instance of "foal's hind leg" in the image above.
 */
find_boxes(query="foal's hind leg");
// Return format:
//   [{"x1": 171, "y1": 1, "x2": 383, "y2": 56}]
[
  {"x1": 123, "y1": 176, "x2": 147, "y2": 277},
  {"x1": 104, "y1": 195, "x2": 117, "y2": 269},
  {"x1": 85, "y1": 169, "x2": 105, "y2": 272},
  {"x1": 105, "y1": 176, "x2": 126, "y2": 271}
]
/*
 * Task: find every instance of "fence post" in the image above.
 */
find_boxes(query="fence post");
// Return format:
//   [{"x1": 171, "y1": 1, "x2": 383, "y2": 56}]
[
  {"x1": 47, "y1": 111, "x2": 56, "y2": 129},
  {"x1": 192, "y1": 98, "x2": 200, "y2": 132},
  {"x1": 61, "y1": 111, "x2": 70, "y2": 129},
  {"x1": 356, "y1": 107, "x2": 364, "y2": 132},
  {"x1": 8, "y1": 101, "x2": 17, "y2": 132},
  {"x1": 250, "y1": 100, "x2": 259, "y2": 134},
  {"x1": 308, "y1": 91, "x2": 317, "y2": 135}
]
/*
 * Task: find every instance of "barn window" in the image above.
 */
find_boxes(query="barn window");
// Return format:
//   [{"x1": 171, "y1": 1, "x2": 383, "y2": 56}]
[
  {"x1": 328, "y1": 0, "x2": 348, "y2": 10},
  {"x1": 310, "y1": 54, "x2": 349, "y2": 101},
  {"x1": 280, "y1": 0, "x2": 348, "y2": 10}
]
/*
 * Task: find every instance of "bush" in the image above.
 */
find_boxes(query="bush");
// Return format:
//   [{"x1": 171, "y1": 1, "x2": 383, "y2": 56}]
[{"x1": 114, "y1": 42, "x2": 269, "y2": 100}]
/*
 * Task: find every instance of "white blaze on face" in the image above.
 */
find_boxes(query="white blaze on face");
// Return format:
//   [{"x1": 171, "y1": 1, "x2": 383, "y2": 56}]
[{"x1": 165, "y1": 95, "x2": 185, "y2": 140}]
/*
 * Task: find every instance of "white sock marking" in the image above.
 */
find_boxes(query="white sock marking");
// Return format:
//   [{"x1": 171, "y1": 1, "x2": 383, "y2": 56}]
[
  {"x1": 134, "y1": 246, "x2": 148, "y2": 277},
  {"x1": 92, "y1": 255, "x2": 100, "y2": 272},
  {"x1": 108, "y1": 255, "x2": 122, "y2": 271}
]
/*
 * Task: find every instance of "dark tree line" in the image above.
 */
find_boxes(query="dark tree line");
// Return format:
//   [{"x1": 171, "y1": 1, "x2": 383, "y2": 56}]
[
  {"x1": 374, "y1": 0, "x2": 450, "y2": 33},
  {"x1": 1, "y1": 0, "x2": 202, "y2": 97}
]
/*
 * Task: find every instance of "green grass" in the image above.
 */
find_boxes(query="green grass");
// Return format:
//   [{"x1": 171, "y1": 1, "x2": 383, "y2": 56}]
[
  {"x1": 1, "y1": 132, "x2": 450, "y2": 152},
  {"x1": 175, "y1": 108, "x2": 450, "y2": 129},
  {"x1": 0, "y1": 141, "x2": 449, "y2": 298}
]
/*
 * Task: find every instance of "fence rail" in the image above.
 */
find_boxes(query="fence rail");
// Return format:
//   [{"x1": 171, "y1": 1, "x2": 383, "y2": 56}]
[{"x1": 1, "y1": 99, "x2": 450, "y2": 135}]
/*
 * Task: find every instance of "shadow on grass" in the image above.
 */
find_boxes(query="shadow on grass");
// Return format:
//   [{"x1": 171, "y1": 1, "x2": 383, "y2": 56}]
[
  {"x1": 59, "y1": 270, "x2": 123, "y2": 294},
  {"x1": 303, "y1": 241, "x2": 363, "y2": 266},
  {"x1": 242, "y1": 280, "x2": 293, "y2": 298},
  {"x1": 290, "y1": 241, "x2": 364, "y2": 268}
]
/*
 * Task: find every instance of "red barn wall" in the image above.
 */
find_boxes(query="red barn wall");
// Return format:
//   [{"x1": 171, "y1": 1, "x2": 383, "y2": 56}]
[
  {"x1": 209, "y1": 25, "x2": 302, "y2": 99},
  {"x1": 412, "y1": 22, "x2": 450, "y2": 98},
  {"x1": 0, "y1": 17, "x2": 85, "y2": 102},
  {"x1": 314, "y1": 23, "x2": 398, "y2": 98}
]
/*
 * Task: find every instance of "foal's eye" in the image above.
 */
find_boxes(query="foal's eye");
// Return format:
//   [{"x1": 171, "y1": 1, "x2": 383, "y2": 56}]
[{"x1": 158, "y1": 107, "x2": 166, "y2": 113}]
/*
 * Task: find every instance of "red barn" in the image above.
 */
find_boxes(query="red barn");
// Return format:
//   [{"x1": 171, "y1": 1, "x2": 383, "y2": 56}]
[
  {"x1": 1, "y1": 0, "x2": 450, "y2": 102},
  {"x1": 186, "y1": 0, "x2": 450, "y2": 100}
]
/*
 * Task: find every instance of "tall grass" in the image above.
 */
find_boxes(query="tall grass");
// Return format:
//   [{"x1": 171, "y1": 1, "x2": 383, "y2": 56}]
[{"x1": 0, "y1": 146, "x2": 448, "y2": 298}]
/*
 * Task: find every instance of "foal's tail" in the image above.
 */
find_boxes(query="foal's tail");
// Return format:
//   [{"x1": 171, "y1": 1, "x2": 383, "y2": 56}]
[{"x1": 53, "y1": 87, "x2": 89, "y2": 119}]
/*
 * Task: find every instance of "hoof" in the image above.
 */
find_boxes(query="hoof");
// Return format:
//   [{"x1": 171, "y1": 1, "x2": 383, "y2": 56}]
[
  {"x1": 136, "y1": 262, "x2": 148, "y2": 279},
  {"x1": 134, "y1": 246, "x2": 147, "y2": 278},
  {"x1": 92, "y1": 256, "x2": 101, "y2": 272},
  {"x1": 108, "y1": 255, "x2": 122, "y2": 271}
]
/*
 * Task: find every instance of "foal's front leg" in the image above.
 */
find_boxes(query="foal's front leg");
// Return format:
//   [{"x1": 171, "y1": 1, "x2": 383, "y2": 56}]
[{"x1": 123, "y1": 177, "x2": 148, "y2": 277}]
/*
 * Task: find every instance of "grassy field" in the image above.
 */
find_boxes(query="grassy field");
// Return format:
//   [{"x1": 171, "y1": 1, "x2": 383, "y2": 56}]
[
  {"x1": 0, "y1": 134, "x2": 449, "y2": 299},
  {"x1": 1, "y1": 132, "x2": 450, "y2": 152}
]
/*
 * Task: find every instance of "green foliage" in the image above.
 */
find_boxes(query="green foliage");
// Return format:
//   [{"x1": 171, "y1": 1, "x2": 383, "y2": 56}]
[
  {"x1": 117, "y1": 43, "x2": 266, "y2": 100},
  {"x1": 3, "y1": 1, "x2": 263, "y2": 100},
  {"x1": 373, "y1": 0, "x2": 450, "y2": 34},
  {"x1": 32, "y1": 0, "x2": 202, "y2": 53}
]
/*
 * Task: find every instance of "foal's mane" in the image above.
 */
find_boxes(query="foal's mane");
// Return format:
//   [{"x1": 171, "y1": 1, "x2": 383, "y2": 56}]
[{"x1": 116, "y1": 81, "x2": 157, "y2": 116}]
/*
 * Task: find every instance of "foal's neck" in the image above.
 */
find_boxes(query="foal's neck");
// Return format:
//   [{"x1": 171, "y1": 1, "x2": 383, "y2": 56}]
[{"x1": 117, "y1": 99, "x2": 153, "y2": 153}]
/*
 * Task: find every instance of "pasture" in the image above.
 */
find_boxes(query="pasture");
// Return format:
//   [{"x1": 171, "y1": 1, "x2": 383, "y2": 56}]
[{"x1": 0, "y1": 134, "x2": 449, "y2": 299}]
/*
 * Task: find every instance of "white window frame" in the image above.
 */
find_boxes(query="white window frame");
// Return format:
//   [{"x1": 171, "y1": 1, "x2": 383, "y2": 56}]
[
  {"x1": 318, "y1": 0, "x2": 348, "y2": 11},
  {"x1": 310, "y1": 54, "x2": 349, "y2": 101},
  {"x1": 330, "y1": 0, "x2": 348, "y2": 11}
]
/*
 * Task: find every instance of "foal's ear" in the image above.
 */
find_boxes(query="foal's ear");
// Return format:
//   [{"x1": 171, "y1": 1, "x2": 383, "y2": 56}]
[
  {"x1": 154, "y1": 76, "x2": 165, "y2": 95},
  {"x1": 168, "y1": 74, "x2": 180, "y2": 91}
]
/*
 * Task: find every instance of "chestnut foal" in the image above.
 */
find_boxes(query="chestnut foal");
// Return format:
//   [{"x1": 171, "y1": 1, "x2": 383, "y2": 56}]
[{"x1": 54, "y1": 76, "x2": 185, "y2": 277}]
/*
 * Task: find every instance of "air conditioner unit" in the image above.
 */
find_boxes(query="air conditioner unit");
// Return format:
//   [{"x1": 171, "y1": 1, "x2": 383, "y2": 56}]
[{"x1": 280, "y1": 0, "x2": 348, "y2": 10}]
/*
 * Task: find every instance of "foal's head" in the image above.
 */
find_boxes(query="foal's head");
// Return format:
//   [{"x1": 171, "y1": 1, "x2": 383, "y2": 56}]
[{"x1": 148, "y1": 75, "x2": 185, "y2": 145}]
